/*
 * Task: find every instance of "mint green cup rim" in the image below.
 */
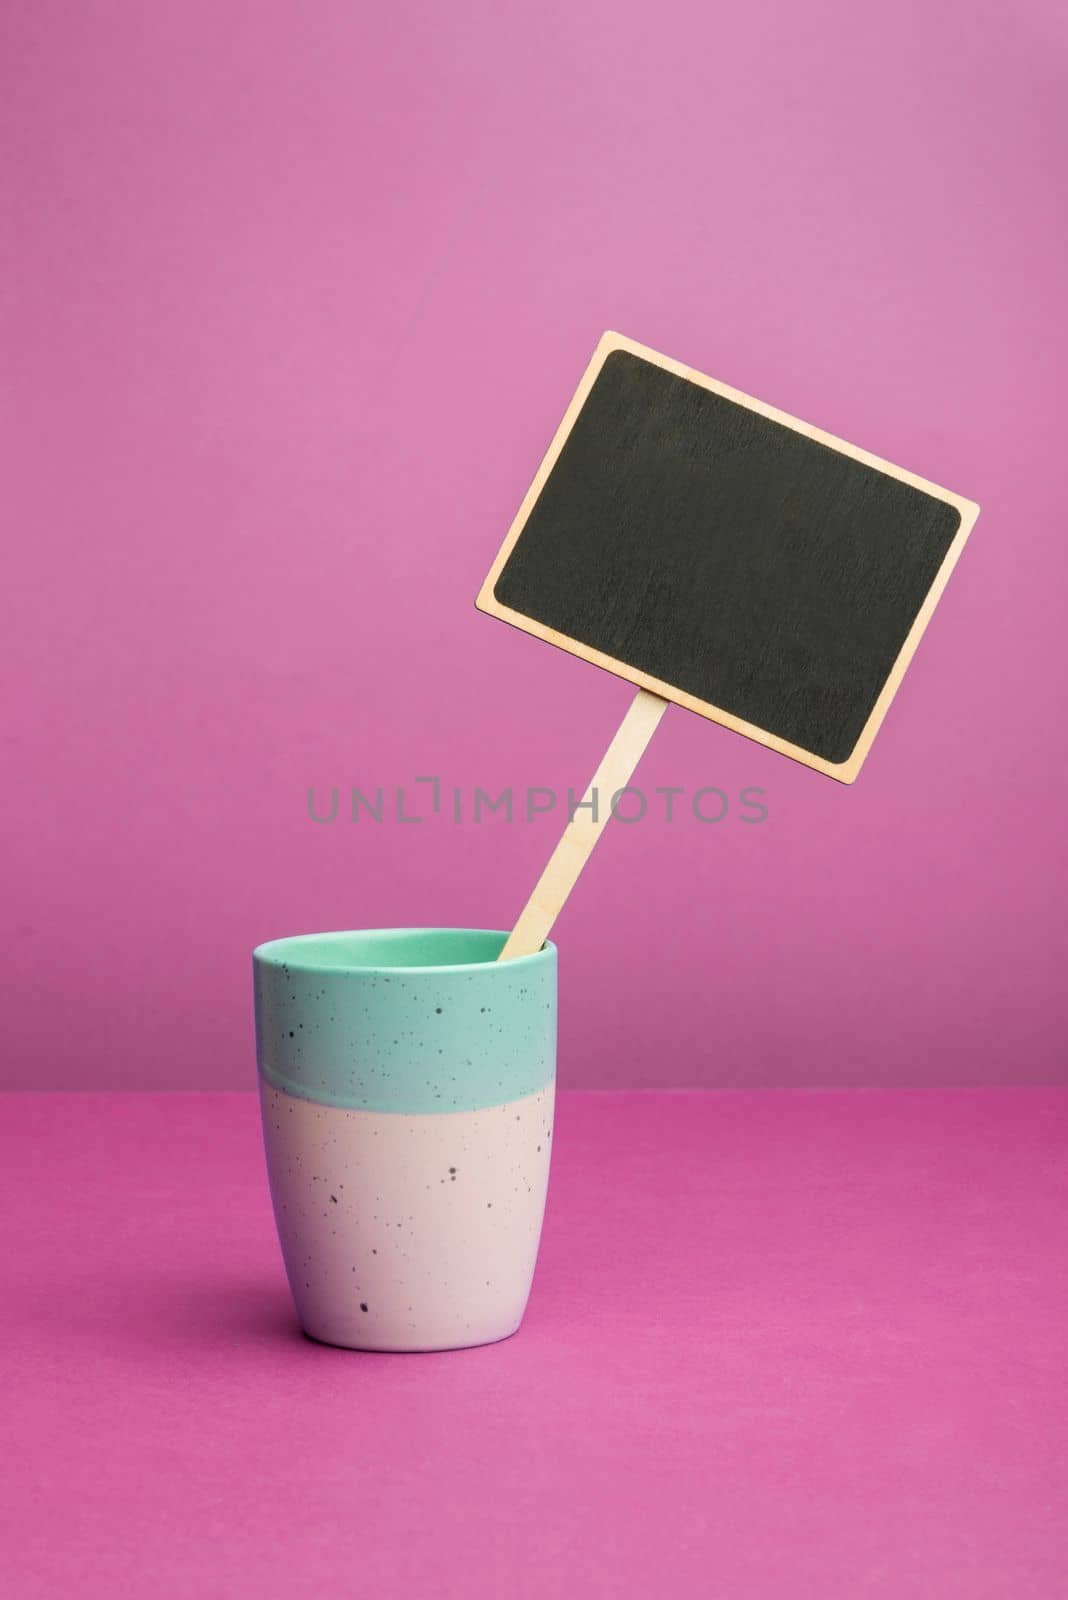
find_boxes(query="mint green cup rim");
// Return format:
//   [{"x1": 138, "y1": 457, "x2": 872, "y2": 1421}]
[
  {"x1": 253, "y1": 929, "x2": 557, "y2": 1114},
  {"x1": 252, "y1": 928, "x2": 554, "y2": 975}
]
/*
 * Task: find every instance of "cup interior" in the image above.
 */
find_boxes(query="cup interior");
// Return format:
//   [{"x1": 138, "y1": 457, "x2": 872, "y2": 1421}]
[{"x1": 253, "y1": 928, "x2": 550, "y2": 973}]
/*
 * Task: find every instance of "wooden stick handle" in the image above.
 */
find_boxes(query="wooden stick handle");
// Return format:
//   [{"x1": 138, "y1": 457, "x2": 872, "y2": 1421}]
[{"x1": 498, "y1": 688, "x2": 669, "y2": 960}]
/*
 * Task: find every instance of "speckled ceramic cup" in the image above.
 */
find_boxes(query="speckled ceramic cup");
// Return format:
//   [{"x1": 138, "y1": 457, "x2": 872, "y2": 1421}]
[{"x1": 253, "y1": 929, "x2": 556, "y2": 1352}]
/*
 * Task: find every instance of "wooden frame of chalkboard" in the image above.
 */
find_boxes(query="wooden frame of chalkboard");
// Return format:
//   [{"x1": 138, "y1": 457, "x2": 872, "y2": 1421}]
[{"x1": 476, "y1": 331, "x2": 979, "y2": 784}]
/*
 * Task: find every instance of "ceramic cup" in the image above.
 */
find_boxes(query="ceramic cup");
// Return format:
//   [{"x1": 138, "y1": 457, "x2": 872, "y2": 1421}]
[{"x1": 253, "y1": 928, "x2": 557, "y2": 1352}]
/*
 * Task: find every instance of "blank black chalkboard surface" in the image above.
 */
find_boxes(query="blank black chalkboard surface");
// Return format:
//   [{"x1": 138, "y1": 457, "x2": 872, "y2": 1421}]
[{"x1": 477, "y1": 332, "x2": 978, "y2": 958}]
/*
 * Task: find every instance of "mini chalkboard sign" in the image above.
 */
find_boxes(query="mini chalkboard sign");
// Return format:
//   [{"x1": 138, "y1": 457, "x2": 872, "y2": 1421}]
[{"x1": 477, "y1": 332, "x2": 978, "y2": 959}]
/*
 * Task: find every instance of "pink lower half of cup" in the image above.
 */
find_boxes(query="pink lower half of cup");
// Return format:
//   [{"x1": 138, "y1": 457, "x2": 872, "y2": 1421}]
[{"x1": 260, "y1": 1080, "x2": 555, "y2": 1352}]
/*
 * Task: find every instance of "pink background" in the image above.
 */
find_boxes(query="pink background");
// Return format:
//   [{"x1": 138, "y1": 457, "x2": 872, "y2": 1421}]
[{"x1": 4, "y1": 0, "x2": 1066, "y2": 1089}]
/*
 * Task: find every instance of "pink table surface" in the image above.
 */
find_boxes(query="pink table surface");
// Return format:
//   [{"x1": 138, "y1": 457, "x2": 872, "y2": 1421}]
[{"x1": 3, "y1": 1090, "x2": 1066, "y2": 1598}]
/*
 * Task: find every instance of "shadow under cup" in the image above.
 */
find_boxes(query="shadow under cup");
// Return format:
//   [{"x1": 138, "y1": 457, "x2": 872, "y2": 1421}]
[{"x1": 253, "y1": 929, "x2": 557, "y2": 1352}]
